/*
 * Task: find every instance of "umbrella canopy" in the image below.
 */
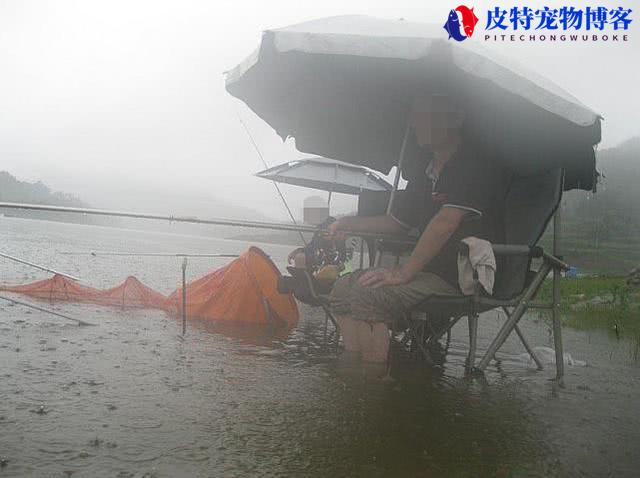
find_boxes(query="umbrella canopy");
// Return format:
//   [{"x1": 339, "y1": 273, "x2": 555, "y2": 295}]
[
  {"x1": 255, "y1": 156, "x2": 392, "y2": 195},
  {"x1": 226, "y1": 15, "x2": 601, "y2": 191}
]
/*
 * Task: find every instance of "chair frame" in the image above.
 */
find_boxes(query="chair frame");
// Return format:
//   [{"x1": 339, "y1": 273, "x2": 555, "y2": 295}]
[{"x1": 404, "y1": 210, "x2": 568, "y2": 380}]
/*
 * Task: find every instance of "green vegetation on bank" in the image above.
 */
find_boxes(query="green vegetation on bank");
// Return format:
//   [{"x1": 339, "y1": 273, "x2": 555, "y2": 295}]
[
  {"x1": 541, "y1": 136, "x2": 640, "y2": 275},
  {"x1": 537, "y1": 277, "x2": 640, "y2": 341}
]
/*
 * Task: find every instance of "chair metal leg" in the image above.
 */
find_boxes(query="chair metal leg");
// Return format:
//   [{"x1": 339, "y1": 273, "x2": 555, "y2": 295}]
[
  {"x1": 552, "y1": 268, "x2": 565, "y2": 381},
  {"x1": 552, "y1": 315, "x2": 564, "y2": 380},
  {"x1": 405, "y1": 315, "x2": 433, "y2": 364},
  {"x1": 477, "y1": 263, "x2": 551, "y2": 371},
  {"x1": 320, "y1": 304, "x2": 340, "y2": 351},
  {"x1": 385, "y1": 335, "x2": 393, "y2": 376},
  {"x1": 425, "y1": 313, "x2": 439, "y2": 338},
  {"x1": 503, "y1": 306, "x2": 544, "y2": 370},
  {"x1": 323, "y1": 312, "x2": 329, "y2": 345},
  {"x1": 514, "y1": 324, "x2": 544, "y2": 370},
  {"x1": 467, "y1": 314, "x2": 478, "y2": 370},
  {"x1": 415, "y1": 337, "x2": 433, "y2": 365},
  {"x1": 552, "y1": 201, "x2": 565, "y2": 382}
]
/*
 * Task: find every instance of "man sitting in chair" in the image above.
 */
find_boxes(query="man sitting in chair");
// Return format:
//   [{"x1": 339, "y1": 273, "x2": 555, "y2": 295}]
[{"x1": 327, "y1": 92, "x2": 508, "y2": 362}]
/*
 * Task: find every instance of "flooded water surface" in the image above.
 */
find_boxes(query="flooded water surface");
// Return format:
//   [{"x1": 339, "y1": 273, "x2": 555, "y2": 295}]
[{"x1": 1, "y1": 218, "x2": 639, "y2": 477}]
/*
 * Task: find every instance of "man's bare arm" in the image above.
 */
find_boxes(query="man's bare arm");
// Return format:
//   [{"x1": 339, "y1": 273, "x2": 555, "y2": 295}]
[
  {"x1": 400, "y1": 207, "x2": 467, "y2": 280},
  {"x1": 359, "y1": 207, "x2": 467, "y2": 288},
  {"x1": 329, "y1": 215, "x2": 407, "y2": 236}
]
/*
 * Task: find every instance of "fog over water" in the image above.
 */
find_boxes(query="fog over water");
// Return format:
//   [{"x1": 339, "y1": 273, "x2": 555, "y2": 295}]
[{"x1": 0, "y1": 0, "x2": 638, "y2": 220}]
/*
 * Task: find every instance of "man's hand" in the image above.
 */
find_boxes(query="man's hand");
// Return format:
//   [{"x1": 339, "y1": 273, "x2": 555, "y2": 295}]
[
  {"x1": 287, "y1": 247, "x2": 306, "y2": 266},
  {"x1": 358, "y1": 267, "x2": 413, "y2": 289}
]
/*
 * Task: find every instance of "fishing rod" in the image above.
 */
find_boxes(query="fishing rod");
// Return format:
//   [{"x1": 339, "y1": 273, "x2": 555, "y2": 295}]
[
  {"x1": 0, "y1": 251, "x2": 81, "y2": 281},
  {"x1": 0, "y1": 294, "x2": 95, "y2": 326},
  {"x1": 236, "y1": 112, "x2": 307, "y2": 245},
  {"x1": 0, "y1": 202, "x2": 416, "y2": 244},
  {"x1": 59, "y1": 251, "x2": 240, "y2": 258}
]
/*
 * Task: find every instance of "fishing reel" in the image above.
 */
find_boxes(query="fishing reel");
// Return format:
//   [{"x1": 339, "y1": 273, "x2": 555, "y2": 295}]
[
  {"x1": 282, "y1": 217, "x2": 354, "y2": 300},
  {"x1": 307, "y1": 217, "x2": 349, "y2": 271},
  {"x1": 288, "y1": 217, "x2": 353, "y2": 279}
]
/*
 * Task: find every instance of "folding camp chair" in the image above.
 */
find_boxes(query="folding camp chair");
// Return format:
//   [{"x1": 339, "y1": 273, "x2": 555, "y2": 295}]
[{"x1": 393, "y1": 168, "x2": 568, "y2": 378}]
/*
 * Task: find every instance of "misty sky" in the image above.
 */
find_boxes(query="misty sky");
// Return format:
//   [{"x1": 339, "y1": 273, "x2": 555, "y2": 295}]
[{"x1": 1, "y1": 0, "x2": 638, "y2": 220}]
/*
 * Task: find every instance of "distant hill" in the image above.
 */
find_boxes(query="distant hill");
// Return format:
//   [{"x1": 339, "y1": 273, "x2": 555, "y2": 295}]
[
  {"x1": 0, "y1": 171, "x2": 95, "y2": 224},
  {"x1": 0, "y1": 170, "x2": 274, "y2": 238}
]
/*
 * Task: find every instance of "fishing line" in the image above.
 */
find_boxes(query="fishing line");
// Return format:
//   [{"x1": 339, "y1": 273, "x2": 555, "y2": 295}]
[
  {"x1": 59, "y1": 251, "x2": 239, "y2": 258},
  {"x1": 0, "y1": 251, "x2": 80, "y2": 281},
  {"x1": 0, "y1": 202, "x2": 416, "y2": 244},
  {"x1": 235, "y1": 110, "x2": 307, "y2": 245},
  {"x1": 0, "y1": 294, "x2": 95, "y2": 326}
]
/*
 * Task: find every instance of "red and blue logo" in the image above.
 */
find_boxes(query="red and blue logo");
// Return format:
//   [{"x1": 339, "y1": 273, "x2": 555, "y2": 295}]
[{"x1": 444, "y1": 5, "x2": 480, "y2": 41}]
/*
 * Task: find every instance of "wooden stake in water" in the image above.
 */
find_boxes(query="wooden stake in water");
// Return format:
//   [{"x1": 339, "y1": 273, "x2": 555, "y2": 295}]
[{"x1": 181, "y1": 258, "x2": 187, "y2": 336}]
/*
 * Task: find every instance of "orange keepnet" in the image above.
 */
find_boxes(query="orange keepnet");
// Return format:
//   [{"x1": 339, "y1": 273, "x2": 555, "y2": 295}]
[{"x1": 0, "y1": 247, "x2": 298, "y2": 328}]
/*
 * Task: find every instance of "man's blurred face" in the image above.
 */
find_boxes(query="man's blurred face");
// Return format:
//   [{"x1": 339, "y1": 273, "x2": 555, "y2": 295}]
[{"x1": 410, "y1": 94, "x2": 464, "y2": 148}]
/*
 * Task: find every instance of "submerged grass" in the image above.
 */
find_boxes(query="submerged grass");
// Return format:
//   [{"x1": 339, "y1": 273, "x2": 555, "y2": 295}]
[{"x1": 535, "y1": 277, "x2": 640, "y2": 343}]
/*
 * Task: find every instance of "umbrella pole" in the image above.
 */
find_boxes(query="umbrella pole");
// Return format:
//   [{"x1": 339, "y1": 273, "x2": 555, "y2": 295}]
[
  {"x1": 329, "y1": 163, "x2": 339, "y2": 211},
  {"x1": 385, "y1": 123, "x2": 411, "y2": 215},
  {"x1": 375, "y1": 122, "x2": 411, "y2": 266}
]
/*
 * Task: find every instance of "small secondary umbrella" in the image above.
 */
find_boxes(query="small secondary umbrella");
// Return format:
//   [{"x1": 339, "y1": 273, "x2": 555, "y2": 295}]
[
  {"x1": 255, "y1": 156, "x2": 392, "y2": 206},
  {"x1": 226, "y1": 15, "x2": 601, "y2": 193}
]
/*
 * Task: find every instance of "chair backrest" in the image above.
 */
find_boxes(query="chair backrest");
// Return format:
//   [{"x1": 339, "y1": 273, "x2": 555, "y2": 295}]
[
  {"x1": 357, "y1": 190, "x2": 394, "y2": 217},
  {"x1": 357, "y1": 168, "x2": 564, "y2": 299},
  {"x1": 494, "y1": 168, "x2": 563, "y2": 299}
]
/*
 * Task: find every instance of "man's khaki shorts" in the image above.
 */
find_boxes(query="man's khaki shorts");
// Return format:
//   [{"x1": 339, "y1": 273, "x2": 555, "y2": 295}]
[{"x1": 329, "y1": 269, "x2": 459, "y2": 324}]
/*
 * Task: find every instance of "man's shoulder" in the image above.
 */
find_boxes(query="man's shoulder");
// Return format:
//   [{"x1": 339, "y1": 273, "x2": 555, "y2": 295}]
[
  {"x1": 453, "y1": 143, "x2": 506, "y2": 179},
  {"x1": 448, "y1": 145, "x2": 487, "y2": 177}
]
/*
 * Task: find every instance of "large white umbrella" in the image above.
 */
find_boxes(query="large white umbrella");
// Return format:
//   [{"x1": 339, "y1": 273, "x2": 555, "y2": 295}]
[{"x1": 226, "y1": 15, "x2": 601, "y2": 191}]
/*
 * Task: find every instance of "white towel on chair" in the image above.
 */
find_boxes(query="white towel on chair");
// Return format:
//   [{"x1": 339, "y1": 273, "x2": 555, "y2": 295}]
[{"x1": 457, "y1": 237, "x2": 496, "y2": 295}]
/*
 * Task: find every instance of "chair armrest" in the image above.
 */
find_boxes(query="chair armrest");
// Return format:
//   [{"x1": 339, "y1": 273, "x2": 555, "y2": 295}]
[
  {"x1": 457, "y1": 242, "x2": 569, "y2": 271},
  {"x1": 458, "y1": 242, "x2": 543, "y2": 258},
  {"x1": 542, "y1": 252, "x2": 570, "y2": 271},
  {"x1": 492, "y1": 244, "x2": 543, "y2": 258}
]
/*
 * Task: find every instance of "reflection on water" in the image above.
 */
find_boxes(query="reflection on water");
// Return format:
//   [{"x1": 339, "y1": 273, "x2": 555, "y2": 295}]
[{"x1": 1, "y1": 217, "x2": 639, "y2": 477}]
